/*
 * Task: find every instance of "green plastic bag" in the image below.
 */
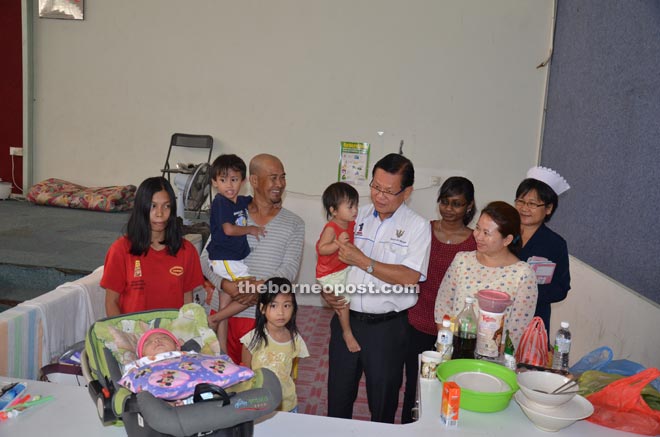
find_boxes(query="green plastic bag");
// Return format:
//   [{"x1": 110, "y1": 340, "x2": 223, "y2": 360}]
[{"x1": 578, "y1": 370, "x2": 660, "y2": 411}]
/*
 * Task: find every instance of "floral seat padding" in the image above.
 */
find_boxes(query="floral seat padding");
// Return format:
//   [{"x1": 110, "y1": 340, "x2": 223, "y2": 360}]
[{"x1": 27, "y1": 178, "x2": 136, "y2": 212}]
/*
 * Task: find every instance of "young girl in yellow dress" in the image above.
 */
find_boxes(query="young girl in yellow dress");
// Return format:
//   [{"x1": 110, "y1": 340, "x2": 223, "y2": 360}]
[{"x1": 240, "y1": 277, "x2": 309, "y2": 412}]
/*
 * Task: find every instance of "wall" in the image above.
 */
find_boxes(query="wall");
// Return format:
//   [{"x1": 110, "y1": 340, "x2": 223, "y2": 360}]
[
  {"x1": 31, "y1": 0, "x2": 553, "y2": 207},
  {"x1": 537, "y1": 0, "x2": 660, "y2": 369},
  {"x1": 552, "y1": 257, "x2": 660, "y2": 369},
  {"x1": 540, "y1": 0, "x2": 660, "y2": 305}
]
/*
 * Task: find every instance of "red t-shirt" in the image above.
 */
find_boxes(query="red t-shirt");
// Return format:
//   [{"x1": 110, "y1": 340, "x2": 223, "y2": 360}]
[
  {"x1": 315, "y1": 221, "x2": 355, "y2": 279},
  {"x1": 100, "y1": 236, "x2": 204, "y2": 314},
  {"x1": 408, "y1": 223, "x2": 477, "y2": 335}
]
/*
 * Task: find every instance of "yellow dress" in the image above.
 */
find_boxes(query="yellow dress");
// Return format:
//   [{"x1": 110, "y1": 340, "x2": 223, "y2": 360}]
[{"x1": 240, "y1": 329, "x2": 309, "y2": 411}]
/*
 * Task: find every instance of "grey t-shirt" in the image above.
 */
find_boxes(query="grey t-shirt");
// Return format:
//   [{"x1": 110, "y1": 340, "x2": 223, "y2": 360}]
[{"x1": 201, "y1": 207, "x2": 304, "y2": 318}]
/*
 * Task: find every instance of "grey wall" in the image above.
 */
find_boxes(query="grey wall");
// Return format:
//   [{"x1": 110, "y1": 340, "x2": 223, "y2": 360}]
[{"x1": 541, "y1": 0, "x2": 660, "y2": 304}]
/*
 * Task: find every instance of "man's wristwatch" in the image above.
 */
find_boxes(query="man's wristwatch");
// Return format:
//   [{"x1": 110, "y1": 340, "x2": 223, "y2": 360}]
[{"x1": 365, "y1": 259, "x2": 375, "y2": 274}]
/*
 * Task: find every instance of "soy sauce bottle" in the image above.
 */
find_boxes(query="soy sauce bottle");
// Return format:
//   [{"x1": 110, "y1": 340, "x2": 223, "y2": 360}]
[{"x1": 452, "y1": 296, "x2": 477, "y2": 359}]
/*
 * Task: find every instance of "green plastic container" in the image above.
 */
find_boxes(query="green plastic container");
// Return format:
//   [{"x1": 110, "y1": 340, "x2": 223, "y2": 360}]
[{"x1": 436, "y1": 359, "x2": 519, "y2": 413}]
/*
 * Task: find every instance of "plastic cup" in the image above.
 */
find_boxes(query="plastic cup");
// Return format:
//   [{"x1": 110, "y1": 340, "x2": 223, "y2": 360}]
[{"x1": 476, "y1": 309, "x2": 506, "y2": 358}]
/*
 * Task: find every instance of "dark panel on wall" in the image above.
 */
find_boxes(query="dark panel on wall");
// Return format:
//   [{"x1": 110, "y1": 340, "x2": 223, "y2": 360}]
[
  {"x1": 0, "y1": 0, "x2": 23, "y2": 191},
  {"x1": 541, "y1": 1, "x2": 660, "y2": 304}
]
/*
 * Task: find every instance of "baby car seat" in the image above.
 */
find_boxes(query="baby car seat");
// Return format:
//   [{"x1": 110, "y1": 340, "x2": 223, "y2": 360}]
[{"x1": 83, "y1": 306, "x2": 281, "y2": 437}]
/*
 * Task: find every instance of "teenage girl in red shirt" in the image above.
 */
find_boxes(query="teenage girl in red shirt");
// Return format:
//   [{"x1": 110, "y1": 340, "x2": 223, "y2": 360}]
[{"x1": 101, "y1": 177, "x2": 204, "y2": 316}]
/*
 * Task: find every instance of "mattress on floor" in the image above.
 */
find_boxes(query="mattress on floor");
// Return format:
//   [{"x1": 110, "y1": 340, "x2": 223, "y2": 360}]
[{"x1": 27, "y1": 178, "x2": 136, "y2": 212}]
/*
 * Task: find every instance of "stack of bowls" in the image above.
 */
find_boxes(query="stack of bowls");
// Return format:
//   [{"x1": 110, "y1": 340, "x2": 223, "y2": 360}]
[{"x1": 515, "y1": 371, "x2": 594, "y2": 432}]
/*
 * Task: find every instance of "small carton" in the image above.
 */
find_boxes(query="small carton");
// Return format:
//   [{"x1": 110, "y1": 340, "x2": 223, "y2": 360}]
[{"x1": 441, "y1": 381, "x2": 460, "y2": 427}]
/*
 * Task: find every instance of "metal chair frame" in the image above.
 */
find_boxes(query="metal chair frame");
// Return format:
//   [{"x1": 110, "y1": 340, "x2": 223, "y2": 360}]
[{"x1": 161, "y1": 133, "x2": 214, "y2": 215}]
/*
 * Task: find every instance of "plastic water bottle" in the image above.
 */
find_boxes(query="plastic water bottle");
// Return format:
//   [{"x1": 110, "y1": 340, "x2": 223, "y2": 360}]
[
  {"x1": 436, "y1": 317, "x2": 454, "y2": 362},
  {"x1": 552, "y1": 321, "x2": 571, "y2": 371},
  {"x1": 451, "y1": 297, "x2": 477, "y2": 359}
]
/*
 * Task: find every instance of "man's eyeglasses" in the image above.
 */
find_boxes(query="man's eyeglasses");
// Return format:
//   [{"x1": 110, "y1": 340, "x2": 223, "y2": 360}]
[
  {"x1": 369, "y1": 180, "x2": 405, "y2": 197},
  {"x1": 514, "y1": 199, "x2": 546, "y2": 210},
  {"x1": 439, "y1": 198, "x2": 467, "y2": 209}
]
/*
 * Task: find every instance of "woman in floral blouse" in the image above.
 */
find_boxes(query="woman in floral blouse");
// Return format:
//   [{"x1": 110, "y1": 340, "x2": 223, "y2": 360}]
[{"x1": 434, "y1": 201, "x2": 538, "y2": 347}]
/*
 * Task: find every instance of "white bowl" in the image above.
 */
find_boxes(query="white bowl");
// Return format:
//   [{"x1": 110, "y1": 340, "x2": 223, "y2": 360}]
[
  {"x1": 517, "y1": 371, "x2": 578, "y2": 408},
  {"x1": 515, "y1": 391, "x2": 594, "y2": 432}
]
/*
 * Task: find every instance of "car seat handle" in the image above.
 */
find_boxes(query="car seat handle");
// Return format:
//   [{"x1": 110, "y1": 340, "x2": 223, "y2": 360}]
[{"x1": 193, "y1": 383, "x2": 233, "y2": 406}]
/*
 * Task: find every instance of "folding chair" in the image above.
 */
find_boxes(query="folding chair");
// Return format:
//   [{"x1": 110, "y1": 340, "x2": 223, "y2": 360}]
[{"x1": 161, "y1": 133, "x2": 214, "y2": 216}]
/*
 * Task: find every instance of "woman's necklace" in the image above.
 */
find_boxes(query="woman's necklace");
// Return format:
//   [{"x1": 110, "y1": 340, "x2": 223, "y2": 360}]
[{"x1": 437, "y1": 221, "x2": 468, "y2": 244}]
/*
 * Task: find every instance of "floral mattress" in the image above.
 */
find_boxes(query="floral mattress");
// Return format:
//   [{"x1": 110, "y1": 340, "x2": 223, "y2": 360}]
[{"x1": 27, "y1": 178, "x2": 136, "y2": 212}]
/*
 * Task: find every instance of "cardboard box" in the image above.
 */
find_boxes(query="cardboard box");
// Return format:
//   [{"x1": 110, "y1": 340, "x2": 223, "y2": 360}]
[{"x1": 441, "y1": 381, "x2": 460, "y2": 426}]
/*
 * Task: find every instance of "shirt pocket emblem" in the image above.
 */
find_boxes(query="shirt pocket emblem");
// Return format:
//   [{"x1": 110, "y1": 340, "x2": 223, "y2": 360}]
[{"x1": 169, "y1": 266, "x2": 184, "y2": 276}]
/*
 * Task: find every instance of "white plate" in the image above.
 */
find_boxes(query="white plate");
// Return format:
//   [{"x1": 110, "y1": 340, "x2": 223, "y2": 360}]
[
  {"x1": 515, "y1": 391, "x2": 594, "y2": 420},
  {"x1": 447, "y1": 371, "x2": 510, "y2": 393}
]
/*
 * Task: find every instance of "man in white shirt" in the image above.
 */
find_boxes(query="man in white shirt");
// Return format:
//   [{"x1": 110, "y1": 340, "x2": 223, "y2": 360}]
[{"x1": 324, "y1": 153, "x2": 431, "y2": 423}]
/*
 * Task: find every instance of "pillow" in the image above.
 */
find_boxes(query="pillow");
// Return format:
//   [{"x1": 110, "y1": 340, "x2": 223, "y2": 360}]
[{"x1": 118, "y1": 352, "x2": 254, "y2": 401}]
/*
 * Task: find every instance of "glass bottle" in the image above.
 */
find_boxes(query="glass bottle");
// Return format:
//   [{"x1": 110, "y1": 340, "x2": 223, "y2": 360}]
[{"x1": 503, "y1": 329, "x2": 516, "y2": 370}]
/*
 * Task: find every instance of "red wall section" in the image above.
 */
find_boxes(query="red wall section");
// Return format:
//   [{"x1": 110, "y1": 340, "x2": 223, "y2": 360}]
[{"x1": 0, "y1": 1, "x2": 23, "y2": 193}]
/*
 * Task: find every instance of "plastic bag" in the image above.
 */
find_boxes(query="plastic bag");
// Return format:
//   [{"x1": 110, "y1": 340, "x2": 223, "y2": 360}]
[
  {"x1": 578, "y1": 370, "x2": 660, "y2": 410},
  {"x1": 586, "y1": 368, "x2": 660, "y2": 435},
  {"x1": 515, "y1": 317, "x2": 548, "y2": 367},
  {"x1": 571, "y1": 347, "x2": 660, "y2": 392},
  {"x1": 569, "y1": 346, "x2": 613, "y2": 375},
  {"x1": 601, "y1": 359, "x2": 660, "y2": 391}
]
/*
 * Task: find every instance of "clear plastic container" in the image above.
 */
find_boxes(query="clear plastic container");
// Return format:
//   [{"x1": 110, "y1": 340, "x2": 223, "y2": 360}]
[{"x1": 475, "y1": 289, "x2": 512, "y2": 313}]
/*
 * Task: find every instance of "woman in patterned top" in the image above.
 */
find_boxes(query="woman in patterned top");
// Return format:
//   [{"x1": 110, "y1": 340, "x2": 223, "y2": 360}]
[
  {"x1": 434, "y1": 201, "x2": 538, "y2": 348},
  {"x1": 401, "y1": 177, "x2": 477, "y2": 424}
]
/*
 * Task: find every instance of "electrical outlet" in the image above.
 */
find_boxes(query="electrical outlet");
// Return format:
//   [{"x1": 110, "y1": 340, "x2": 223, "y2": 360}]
[
  {"x1": 430, "y1": 176, "x2": 443, "y2": 186},
  {"x1": 9, "y1": 147, "x2": 23, "y2": 156}
]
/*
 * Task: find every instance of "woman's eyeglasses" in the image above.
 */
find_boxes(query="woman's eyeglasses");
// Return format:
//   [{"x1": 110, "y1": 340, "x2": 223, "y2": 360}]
[
  {"x1": 514, "y1": 199, "x2": 546, "y2": 210},
  {"x1": 439, "y1": 199, "x2": 467, "y2": 209}
]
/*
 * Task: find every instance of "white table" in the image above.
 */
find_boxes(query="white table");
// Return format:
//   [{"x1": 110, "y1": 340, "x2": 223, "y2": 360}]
[{"x1": 0, "y1": 377, "x2": 638, "y2": 436}]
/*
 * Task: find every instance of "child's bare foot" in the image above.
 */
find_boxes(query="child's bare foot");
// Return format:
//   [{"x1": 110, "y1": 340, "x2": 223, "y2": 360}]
[{"x1": 343, "y1": 331, "x2": 361, "y2": 352}]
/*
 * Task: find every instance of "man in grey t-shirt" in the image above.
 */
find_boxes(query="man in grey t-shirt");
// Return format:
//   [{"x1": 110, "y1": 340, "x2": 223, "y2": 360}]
[{"x1": 202, "y1": 154, "x2": 304, "y2": 363}]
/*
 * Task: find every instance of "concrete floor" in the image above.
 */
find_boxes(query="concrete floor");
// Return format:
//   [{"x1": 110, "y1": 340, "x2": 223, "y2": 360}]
[
  {"x1": 0, "y1": 198, "x2": 209, "y2": 308},
  {"x1": 0, "y1": 198, "x2": 129, "y2": 273},
  {"x1": 0, "y1": 199, "x2": 128, "y2": 307}
]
